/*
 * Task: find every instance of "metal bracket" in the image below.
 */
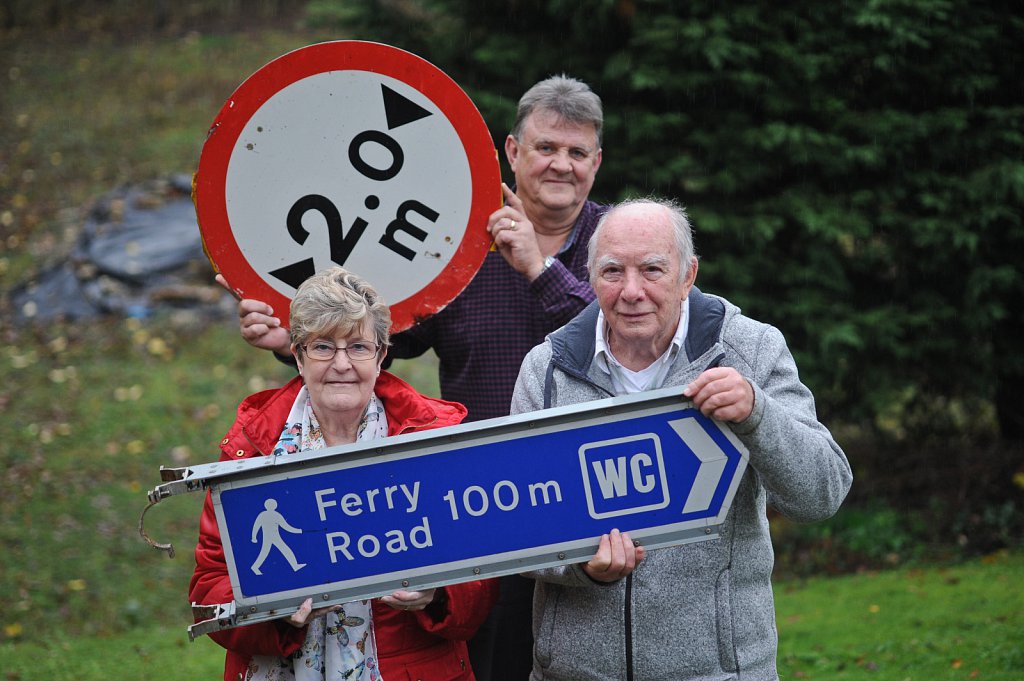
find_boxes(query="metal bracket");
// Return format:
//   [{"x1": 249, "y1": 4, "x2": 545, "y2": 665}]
[
  {"x1": 139, "y1": 457, "x2": 285, "y2": 556},
  {"x1": 138, "y1": 492, "x2": 175, "y2": 558},
  {"x1": 188, "y1": 601, "x2": 237, "y2": 641},
  {"x1": 137, "y1": 466, "x2": 210, "y2": 557}
]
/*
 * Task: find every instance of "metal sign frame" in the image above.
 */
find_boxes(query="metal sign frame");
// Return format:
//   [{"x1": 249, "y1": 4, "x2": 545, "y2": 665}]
[{"x1": 143, "y1": 386, "x2": 748, "y2": 639}]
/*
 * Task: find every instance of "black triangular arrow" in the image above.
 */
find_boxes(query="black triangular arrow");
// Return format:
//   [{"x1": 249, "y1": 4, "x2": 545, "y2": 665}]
[
  {"x1": 269, "y1": 258, "x2": 316, "y2": 290},
  {"x1": 381, "y1": 84, "x2": 432, "y2": 130}
]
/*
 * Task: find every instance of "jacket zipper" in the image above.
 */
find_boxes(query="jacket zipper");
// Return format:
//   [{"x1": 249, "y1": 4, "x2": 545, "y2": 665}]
[
  {"x1": 551, "y1": 349, "x2": 726, "y2": 680},
  {"x1": 625, "y1": 573, "x2": 634, "y2": 681},
  {"x1": 241, "y1": 428, "x2": 267, "y2": 457},
  {"x1": 397, "y1": 415, "x2": 438, "y2": 434},
  {"x1": 705, "y1": 352, "x2": 726, "y2": 371}
]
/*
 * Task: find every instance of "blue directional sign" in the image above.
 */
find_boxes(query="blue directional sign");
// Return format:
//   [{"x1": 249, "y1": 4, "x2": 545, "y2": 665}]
[{"x1": 204, "y1": 387, "x2": 748, "y2": 622}]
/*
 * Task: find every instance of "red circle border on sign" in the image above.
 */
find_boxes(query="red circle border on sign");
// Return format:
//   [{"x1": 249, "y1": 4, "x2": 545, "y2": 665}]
[{"x1": 194, "y1": 41, "x2": 500, "y2": 333}]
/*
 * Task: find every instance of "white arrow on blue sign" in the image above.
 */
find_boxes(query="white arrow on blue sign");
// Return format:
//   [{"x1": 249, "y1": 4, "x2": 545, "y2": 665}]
[{"x1": 150, "y1": 386, "x2": 748, "y2": 637}]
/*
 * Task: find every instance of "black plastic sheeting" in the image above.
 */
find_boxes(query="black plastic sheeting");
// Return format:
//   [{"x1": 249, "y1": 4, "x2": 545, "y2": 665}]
[{"x1": 9, "y1": 176, "x2": 234, "y2": 324}]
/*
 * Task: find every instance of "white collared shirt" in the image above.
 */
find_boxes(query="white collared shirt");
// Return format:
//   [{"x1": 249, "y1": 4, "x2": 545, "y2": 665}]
[{"x1": 594, "y1": 299, "x2": 689, "y2": 395}]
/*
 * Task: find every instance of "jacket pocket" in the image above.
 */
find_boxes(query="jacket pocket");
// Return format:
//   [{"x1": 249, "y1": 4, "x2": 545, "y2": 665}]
[
  {"x1": 715, "y1": 568, "x2": 738, "y2": 673},
  {"x1": 385, "y1": 647, "x2": 471, "y2": 681}
]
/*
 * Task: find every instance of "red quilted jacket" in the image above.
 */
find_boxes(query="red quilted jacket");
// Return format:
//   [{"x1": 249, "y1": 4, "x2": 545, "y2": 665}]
[{"x1": 189, "y1": 372, "x2": 498, "y2": 681}]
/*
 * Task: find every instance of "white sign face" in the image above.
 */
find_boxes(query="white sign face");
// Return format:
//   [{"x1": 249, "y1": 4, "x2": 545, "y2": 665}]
[
  {"x1": 225, "y1": 71, "x2": 472, "y2": 305},
  {"x1": 194, "y1": 41, "x2": 500, "y2": 332}
]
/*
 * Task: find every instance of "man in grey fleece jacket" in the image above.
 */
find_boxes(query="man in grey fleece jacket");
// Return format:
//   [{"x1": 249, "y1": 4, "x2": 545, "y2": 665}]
[{"x1": 510, "y1": 198, "x2": 852, "y2": 681}]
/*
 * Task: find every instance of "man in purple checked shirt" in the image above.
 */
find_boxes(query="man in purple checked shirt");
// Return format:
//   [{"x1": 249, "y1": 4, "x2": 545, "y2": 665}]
[{"x1": 225, "y1": 75, "x2": 607, "y2": 681}]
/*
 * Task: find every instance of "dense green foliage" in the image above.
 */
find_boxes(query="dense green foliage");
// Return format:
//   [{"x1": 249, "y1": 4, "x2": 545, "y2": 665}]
[
  {"x1": 306, "y1": 0, "x2": 1024, "y2": 553},
  {"x1": 318, "y1": 0, "x2": 1024, "y2": 446}
]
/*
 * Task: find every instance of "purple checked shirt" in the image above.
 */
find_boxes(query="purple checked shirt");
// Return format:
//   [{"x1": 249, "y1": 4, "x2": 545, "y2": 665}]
[{"x1": 387, "y1": 200, "x2": 607, "y2": 422}]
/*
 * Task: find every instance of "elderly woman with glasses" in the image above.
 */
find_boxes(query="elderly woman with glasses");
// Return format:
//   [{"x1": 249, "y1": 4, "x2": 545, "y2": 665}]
[{"x1": 190, "y1": 266, "x2": 497, "y2": 681}]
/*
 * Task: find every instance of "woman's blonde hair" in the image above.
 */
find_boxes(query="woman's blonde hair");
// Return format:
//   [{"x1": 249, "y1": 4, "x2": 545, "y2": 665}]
[{"x1": 289, "y1": 266, "x2": 391, "y2": 349}]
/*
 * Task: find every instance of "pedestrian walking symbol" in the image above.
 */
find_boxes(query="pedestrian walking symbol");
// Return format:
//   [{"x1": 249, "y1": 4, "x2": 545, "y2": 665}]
[{"x1": 250, "y1": 498, "x2": 307, "y2": 575}]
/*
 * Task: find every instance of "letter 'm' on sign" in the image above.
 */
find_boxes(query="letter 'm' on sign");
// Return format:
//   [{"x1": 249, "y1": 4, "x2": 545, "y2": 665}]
[{"x1": 379, "y1": 200, "x2": 439, "y2": 261}]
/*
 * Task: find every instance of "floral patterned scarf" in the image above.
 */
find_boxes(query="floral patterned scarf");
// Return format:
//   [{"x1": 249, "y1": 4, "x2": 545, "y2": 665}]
[{"x1": 247, "y1": 385, "x2": 388, "y2": 681}]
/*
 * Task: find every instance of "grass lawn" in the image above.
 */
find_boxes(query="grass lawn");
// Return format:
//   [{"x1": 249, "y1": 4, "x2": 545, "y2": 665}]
[
  {"x1": 2, "y1": 550, "x2": 1021, "y2": 679},
  {"x1": 0, "y1": 625, "x2": 224, "y2": 679},
  {"x1": 775, "y1": 550, "x2": 1024, "y2": 680}
]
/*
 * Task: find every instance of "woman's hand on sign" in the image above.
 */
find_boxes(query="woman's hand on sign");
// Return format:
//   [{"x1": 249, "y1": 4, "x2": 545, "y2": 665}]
[
  {"x1": 380, "y1": 589, "x2": 438, "y2": 612},
  {"x1": 582, "y1": 528, "x2": 645, "y2": 583},
  {"x1": 285, "y1": 597, "x2": 342, "y2": 628},
  {"x1": 216, "y1": 274, "x2": 292, "y2": 356}
]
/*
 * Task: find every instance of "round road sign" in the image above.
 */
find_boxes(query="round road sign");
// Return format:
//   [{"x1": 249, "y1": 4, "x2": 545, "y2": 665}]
[{"x1": 194, "y1": 41, "x2": 500, "y2": 332}]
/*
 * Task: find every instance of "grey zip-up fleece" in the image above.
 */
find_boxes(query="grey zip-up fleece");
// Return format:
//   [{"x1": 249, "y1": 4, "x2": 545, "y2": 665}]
[{"x1": 510, "y1": 288, "x2": 852, "y2": 681}]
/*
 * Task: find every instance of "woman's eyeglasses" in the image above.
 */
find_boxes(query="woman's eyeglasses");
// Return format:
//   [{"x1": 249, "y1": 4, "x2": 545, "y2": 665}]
[{"x1": 301, "y1": 339, "x2": 379, "y2": 362}]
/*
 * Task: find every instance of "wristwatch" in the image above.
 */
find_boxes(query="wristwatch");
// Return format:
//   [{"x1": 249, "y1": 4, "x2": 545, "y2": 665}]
[{"x1": 541, "y1": 255, "x2": 557, "y2": 273}]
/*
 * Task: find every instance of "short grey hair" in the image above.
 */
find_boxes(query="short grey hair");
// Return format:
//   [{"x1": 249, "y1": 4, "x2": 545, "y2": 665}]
[
  {"x1": 588, "y1": 198, "x2": 696, "y2": 285},
  {"x1": 289, "y1": 266, "x2": 391, "y2": 350},
  {"x1": 510, "y1": 75, "x2": 603, "y2": 146}
]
